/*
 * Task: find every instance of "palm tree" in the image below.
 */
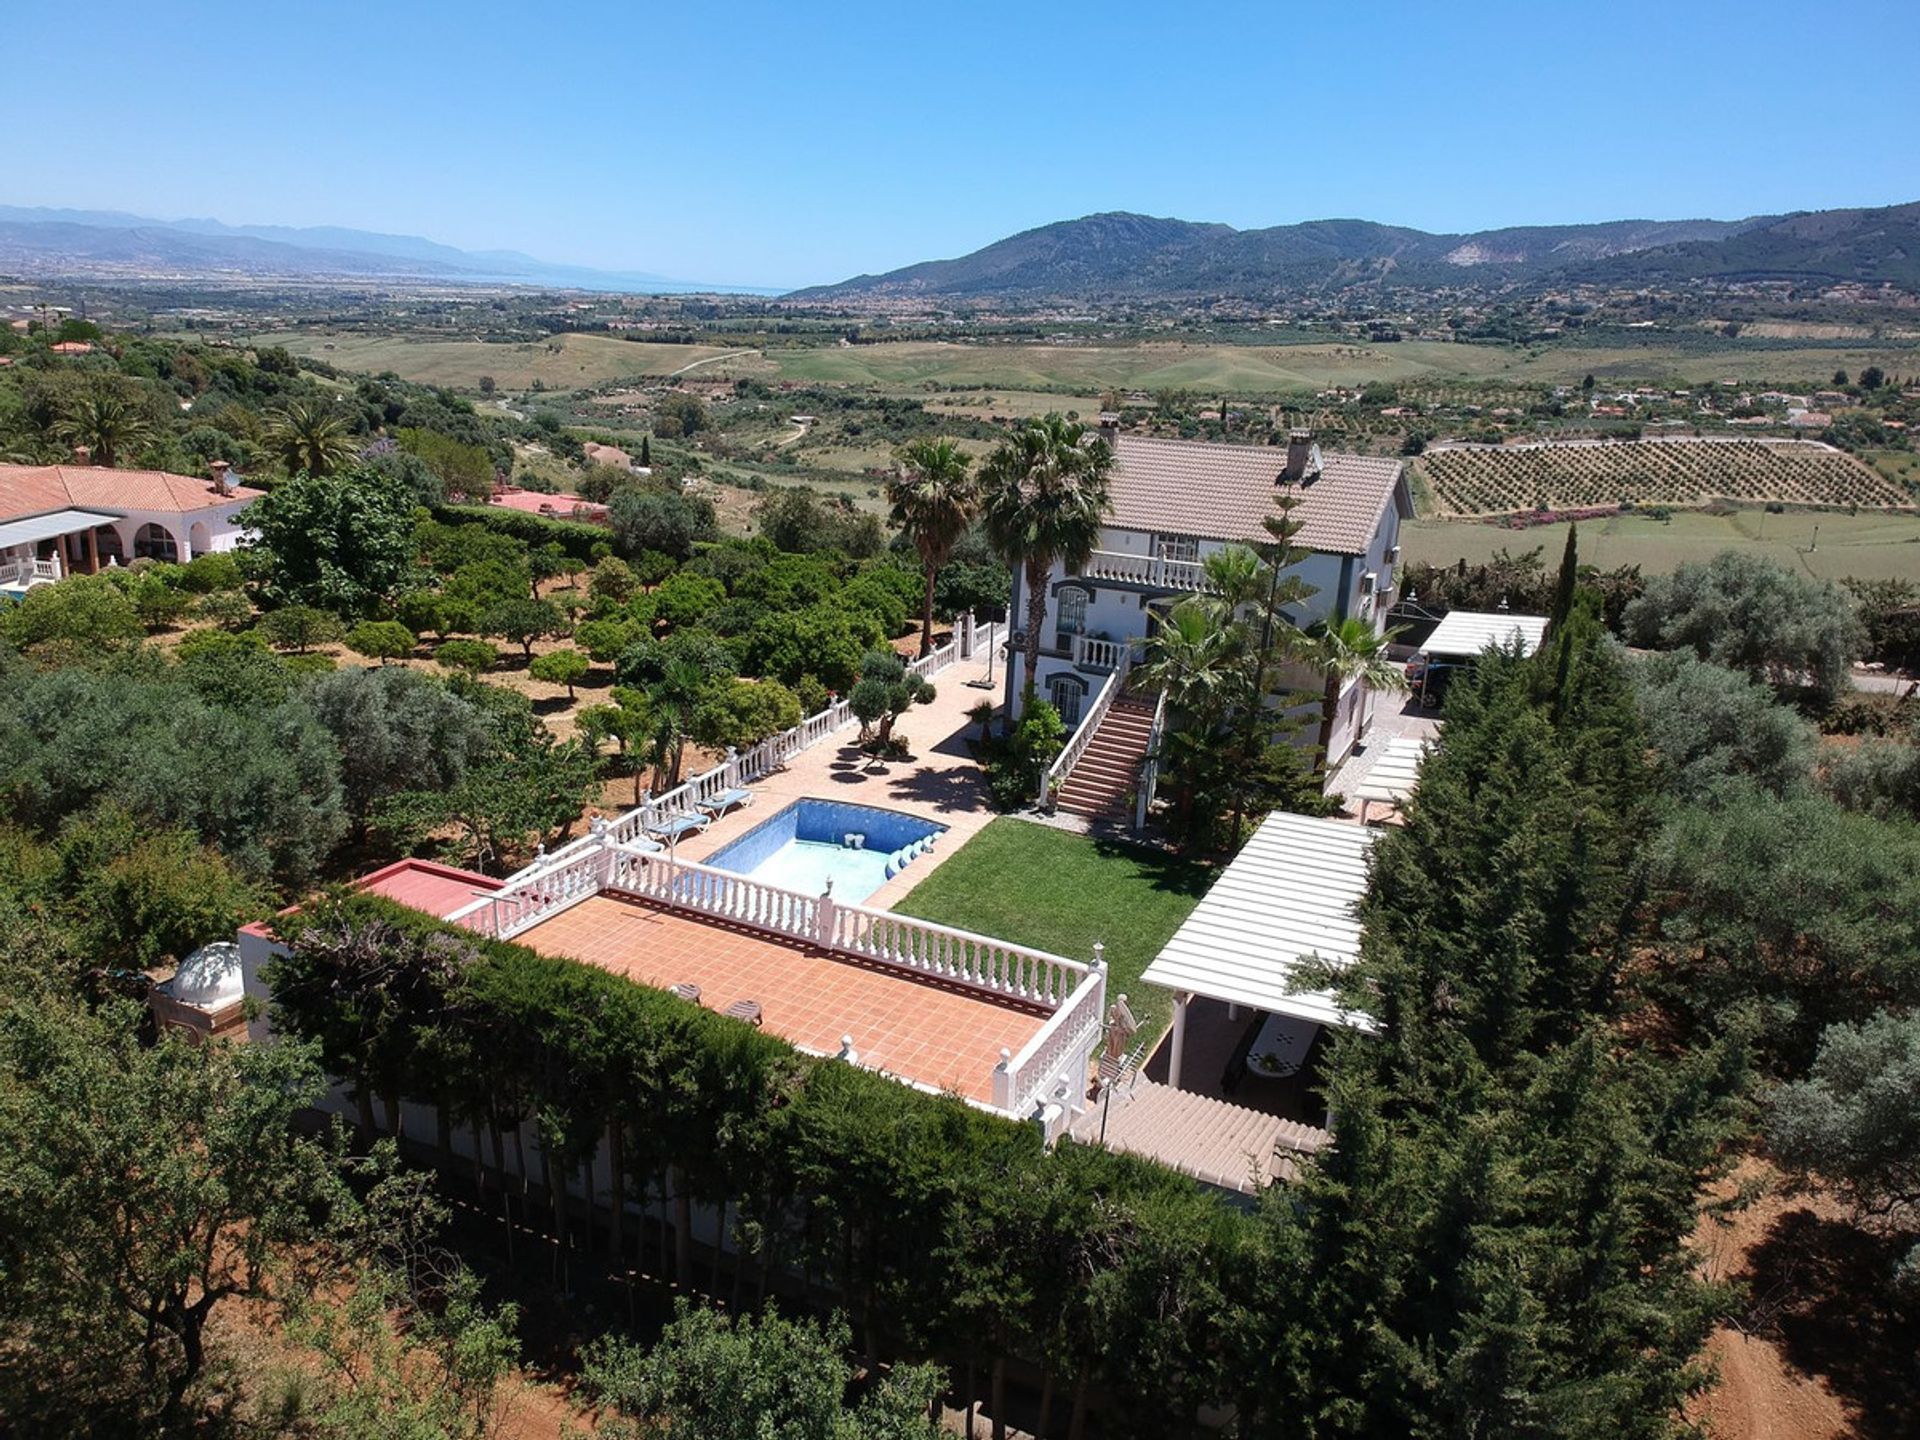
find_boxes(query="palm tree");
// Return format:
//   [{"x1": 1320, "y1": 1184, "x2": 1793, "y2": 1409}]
[
  {"x1": 1307, "y1": 615, "x2": 1407, "y2": 767},
  {"x1": 980, "y1": 414, "x2": 1113, "y2": 709},
  {"x1": 638, "y1": 658, "x2": 708, "y2": 792},
  {"x1": 53, "y1": 390, "x2": 154, "y2": 468},
  {"x1": 264, "y1": 400, "x2": 359, "y2": 478},
  {"x1": 1136, "y1": 599, "x2": 1244, "y2": 726},
  {"x1": 888, "y1": 437, "x2": 978, "y2": 657}
]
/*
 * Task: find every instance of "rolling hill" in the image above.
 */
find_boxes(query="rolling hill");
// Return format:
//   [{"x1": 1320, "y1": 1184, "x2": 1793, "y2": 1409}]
[
  {"x1": 796, "y1": 202, "x2": 1920, "y2": 302},
  {"x1": 0, "y1": 205, "x2": 776, "y2": 294}
]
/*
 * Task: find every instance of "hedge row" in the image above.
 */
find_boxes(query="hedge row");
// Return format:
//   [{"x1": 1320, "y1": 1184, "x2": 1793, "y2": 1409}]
[
  {"x1": 431, "y1": 502, "x2": 609, "y2": 563},
  {"x1": 266, "y1": 893, "x2": 1262, "y2": 1433}
]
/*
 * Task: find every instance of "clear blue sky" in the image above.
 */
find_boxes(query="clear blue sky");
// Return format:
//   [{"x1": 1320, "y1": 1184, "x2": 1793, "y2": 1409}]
[{"x1": 8, "y1": 0, "x2": 1917, "y2": 289}]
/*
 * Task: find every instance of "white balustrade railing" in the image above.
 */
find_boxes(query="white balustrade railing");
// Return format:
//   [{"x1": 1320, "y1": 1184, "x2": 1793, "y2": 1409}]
[
  {"x1": 0, "y1": 555, "x2": 61, "y2": 588},
  {"x1": 1039, "y1": 657, "x2": 1129, "y2": 808},
  {"x1": 1082, "y1": 549, "x2": 1212, "y2": 593},
  {"x1": 448, "y1": 844, "x2": 607, "y2": 938},
  {"x1": 827, "y1": 903, "x2": 1087, "y2": 1007},
  {"x1": 1070, "y1": 634, "x2": 1134, "y2": 672},
  {"x1": 612, "y1": 850, "x2": 822, "y2": 941},
  {"x1": 506, "y1": 613, "x2": 989, "y2": 886},
  {"x1": 1133, "y1": 686, "x2": 1168, "y2": 832},
  {"x1": 993, "y1": 961, "x2": 1107, "y2": 1119}
]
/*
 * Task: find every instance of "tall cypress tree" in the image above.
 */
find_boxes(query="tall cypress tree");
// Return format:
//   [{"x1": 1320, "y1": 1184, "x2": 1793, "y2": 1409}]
[
  {"x1": 1550, "y1": 522, "x2": 1580, "y2": 630},
  {"x1": 1245, "y1": 586, "x2": 1749, "y2": 1438}
]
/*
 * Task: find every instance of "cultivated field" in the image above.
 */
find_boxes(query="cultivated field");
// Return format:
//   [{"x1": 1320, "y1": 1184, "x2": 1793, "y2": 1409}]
[
  {"x1": 1415, "y1": 438, "x2": 1913, "y2": 516},
  {"x1": 1401, "y1": 508, "x2": 1920, "y2": 583},
  {"x1": 265, "y1": 326, "x2": 1920, "y2": 400},
  {"x1": 265, "y1": 330, "x2": 737, "y2": 388}
]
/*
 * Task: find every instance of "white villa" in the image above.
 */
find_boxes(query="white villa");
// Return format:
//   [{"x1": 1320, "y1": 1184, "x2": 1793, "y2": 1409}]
[
  {"x1": 1005, "y1": 425, "x2": 1411, "y2": 818},
  {"x1": 0, "y1": 459, "x2": 262, "y2": 594}
]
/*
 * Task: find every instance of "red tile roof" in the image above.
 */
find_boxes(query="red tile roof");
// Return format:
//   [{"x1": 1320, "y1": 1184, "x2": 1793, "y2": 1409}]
[
  {"x1": 351, "y1": 858, "x2": 503, "y2": 920},
  {"x1": 0, "y1": 463, "x2": 264, "y2": 522},
  {"x1": 1107, "y1": 435, "x2": 1408, "y2": 555},
  {"x1": 490, "y1": 488, "x2": 609, "y2": 522}
]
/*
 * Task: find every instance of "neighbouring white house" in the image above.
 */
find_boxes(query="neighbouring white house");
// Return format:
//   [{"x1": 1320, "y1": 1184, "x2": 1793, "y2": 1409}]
[
  {"x1": 0, "y1": 458, "x2": 263, "y2": 594},
  {"x1": 1005, "y1": 425, "x2": 1412, "y2": 818}
]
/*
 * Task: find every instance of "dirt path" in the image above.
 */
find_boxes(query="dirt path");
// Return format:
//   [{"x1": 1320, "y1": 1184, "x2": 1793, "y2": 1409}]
[
  {"x1": 1685, "y1": 1159, "x2": 1895, "y2": 1440},
  {"x1": 668, "y1": 349, "x2": 753, "y2": 377}
]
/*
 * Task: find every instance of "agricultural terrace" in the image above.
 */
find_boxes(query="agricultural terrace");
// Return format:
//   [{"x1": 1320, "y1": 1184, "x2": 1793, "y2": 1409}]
[{"x1": 1416, "y1": 437, "x2": 1913, "y2": 517}]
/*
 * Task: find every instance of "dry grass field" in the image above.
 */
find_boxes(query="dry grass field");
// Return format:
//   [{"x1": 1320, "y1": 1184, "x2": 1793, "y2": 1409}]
[
  {"x1": 1402, "y1": 507, "x2": 1920, "y2": 582},
  {"x1": 265, "y1": 325, "x2": 1920, "y2": 401},
  {"x1": 267, "y1": 330, "x2": 735, "y2": 389}
]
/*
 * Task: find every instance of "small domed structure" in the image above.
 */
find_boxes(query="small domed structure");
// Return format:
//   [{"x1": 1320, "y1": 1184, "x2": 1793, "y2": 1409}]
[{"x1": 150, "y1": 940, "x2": 248, "y2": 1042}]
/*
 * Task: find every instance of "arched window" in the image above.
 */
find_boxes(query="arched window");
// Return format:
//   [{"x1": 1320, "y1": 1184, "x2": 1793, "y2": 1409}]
[
  {"x1": 133, "y1": 523, "x2": 178, "y2": 563},
  {"x1": 1054, "y1": 585, "x2": 1089, "y2": 649}
]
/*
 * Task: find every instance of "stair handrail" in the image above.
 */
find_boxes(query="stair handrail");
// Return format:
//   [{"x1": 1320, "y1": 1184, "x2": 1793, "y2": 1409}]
[
  {"x1": 1133, "y1": 684, "x2": 1168, "y2": 831},
  {"x1": 1038, "y1": 651, "x2": 1130, "y2": 810}
]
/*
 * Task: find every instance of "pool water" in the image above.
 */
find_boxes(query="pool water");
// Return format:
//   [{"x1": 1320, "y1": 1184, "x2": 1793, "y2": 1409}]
[{"x1": 704, "y1": 799, "x2": 947, "y2": 905}]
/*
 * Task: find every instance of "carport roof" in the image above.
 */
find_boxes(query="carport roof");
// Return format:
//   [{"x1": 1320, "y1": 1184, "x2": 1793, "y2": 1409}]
[
  {"x1": 1422, "y1": 610, "x2": 1550, "y2": 659},
  {"x1": 0, "y1": 507, "x2": 123, "y2": 549}
]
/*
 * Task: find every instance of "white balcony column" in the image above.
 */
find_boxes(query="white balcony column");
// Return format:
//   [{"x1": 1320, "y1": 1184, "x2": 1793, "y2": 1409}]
[{"x1": 1168, "y1": 991, "x2": 1193, "y2": 1091}]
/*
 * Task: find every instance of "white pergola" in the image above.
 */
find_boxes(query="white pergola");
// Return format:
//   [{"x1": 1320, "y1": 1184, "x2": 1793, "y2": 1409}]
[
  {"x1": 1141, "y1": 811, "x2": 1377, "y2": 1090},
  {"x1": 1421, "y1": 609, "x2": 1550, "y2": 661},
  {"x1": 1350, "y1": 734, "x2": 1430, "y2": 824}
]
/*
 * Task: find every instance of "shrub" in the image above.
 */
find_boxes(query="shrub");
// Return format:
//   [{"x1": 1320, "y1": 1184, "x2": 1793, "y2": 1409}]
[
  {"x1": 434, "y1": 638, "x2": 499, "y2": 676},
  {"x1": 193, "y1": 590, "x2": 254, "y2": 631},
  {"x1": 480, "y1": 599, "x2": 565, "y2": 659},
  {"x1": 652, "y1": 572, "x2": 725, "y2": 630},
  {"x1": 575, "y1": 617, "x2": 640, "y2": 663},
  {"x1": 2, "y1": 574, "x2": 144, "y2": 660},
  {"x1": 344, "y1": 620, "x2": 416, "y2": 665},
  {"x1": 429, "y1": 503, "x2": 605, "y2": 564},
  {"x1": 257, "y1": 604, "x2": 344, "y2": 655},
  {"x1": 528, "y1": 647, "x2": 591, "y2": 698}
]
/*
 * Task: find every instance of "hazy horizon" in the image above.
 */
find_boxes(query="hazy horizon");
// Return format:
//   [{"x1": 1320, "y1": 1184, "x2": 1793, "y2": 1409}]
[{"x1": 8, "y1": 0, "x2": 1917, "y2": 289}]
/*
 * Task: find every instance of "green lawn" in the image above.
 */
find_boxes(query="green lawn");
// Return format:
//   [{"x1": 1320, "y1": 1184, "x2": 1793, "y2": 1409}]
[{"x1": 893, "y1": 818, "x2": 1213, "y2": 1039}]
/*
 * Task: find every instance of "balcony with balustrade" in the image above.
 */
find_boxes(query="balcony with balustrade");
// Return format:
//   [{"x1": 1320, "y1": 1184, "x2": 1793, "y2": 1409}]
[
  {"x1": 1078, "y1": 548, "x2": 1217, "y2": 594},
  {"x1": 0, "y1": 551, "x2": 62, "y2": 591}
]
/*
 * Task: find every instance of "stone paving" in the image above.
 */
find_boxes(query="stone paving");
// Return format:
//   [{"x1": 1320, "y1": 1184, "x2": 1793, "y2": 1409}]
[
  {"x1": 669, "y1": 650, "x2": 1008, "y2": 911},
  {"x1": 1324, "y1": 694, "x2": 1442, "y2": 819}
]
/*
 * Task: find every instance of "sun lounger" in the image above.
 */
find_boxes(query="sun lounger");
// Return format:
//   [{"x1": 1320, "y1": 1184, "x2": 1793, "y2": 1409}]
[
  {"x1": 642, "y1": 811, "x2": 710, "y2": 842},
  {"x1": 723, "y1": 998, "x2": 763, "y2": 1027},
  {"x1": 695, "y1": 787, "x2": 755, "y2": 818},
  {"x1": 671, "y1": 982, "x2": 702, "y2": 1003}
]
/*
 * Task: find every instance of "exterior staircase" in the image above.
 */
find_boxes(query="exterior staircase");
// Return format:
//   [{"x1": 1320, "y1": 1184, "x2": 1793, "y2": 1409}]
[
  {"x1": 1068, "y1": 1078, "x2": 1331, "y2": 1192},
  {"x1": 1055, "y1": 697, "x2": 1157, "y2": 822}
]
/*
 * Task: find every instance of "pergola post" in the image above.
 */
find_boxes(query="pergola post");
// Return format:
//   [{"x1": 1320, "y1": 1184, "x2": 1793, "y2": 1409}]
[{"x1": 1168, "y1": 992, "x2": 1192, "y2": 1091}]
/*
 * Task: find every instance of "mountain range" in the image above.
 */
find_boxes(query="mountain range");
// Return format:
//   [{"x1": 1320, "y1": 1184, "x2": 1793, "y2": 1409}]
[
  {"x1": 0, "y1": 206, "x2": 779, "y2": 294},
  {"x1": 796, "y1": 201, "x2": 1920, "y2": 302}
]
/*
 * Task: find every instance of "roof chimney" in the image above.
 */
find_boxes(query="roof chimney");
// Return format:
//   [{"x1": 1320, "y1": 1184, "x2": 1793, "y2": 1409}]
[
  {"x1": 1281, "y1": 427, "x2": 1320, "y2": 485},
  {"x1": 209, "y1": 459, "x2": 232, "y2": 495},
  {"x1": 71, "y1": 444, "x2": 92, "y2": 466},
  {"x1": 1095, "y1": 412, "x2": 1121, "y2": 451}
]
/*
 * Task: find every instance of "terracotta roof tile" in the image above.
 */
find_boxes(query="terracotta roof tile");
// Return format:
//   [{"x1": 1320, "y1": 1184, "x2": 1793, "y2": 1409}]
[
  {"x1": 1107, "y1": 435, "x2": 1408, "y2": 555},
  {"x1": 0, "y1": 463, "x2": 263, "y2": 520}
]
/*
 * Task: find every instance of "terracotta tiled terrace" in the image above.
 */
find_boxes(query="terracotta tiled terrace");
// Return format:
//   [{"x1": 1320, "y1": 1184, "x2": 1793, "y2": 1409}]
[{"x1": 518, "y1": 893, "x2": 1047, "y2": 1105}]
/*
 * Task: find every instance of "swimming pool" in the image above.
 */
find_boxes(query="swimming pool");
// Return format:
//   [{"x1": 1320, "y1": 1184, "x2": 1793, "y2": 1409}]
[{"x1": 703, "y1": 799, "x2": 947, "y2": 905}]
